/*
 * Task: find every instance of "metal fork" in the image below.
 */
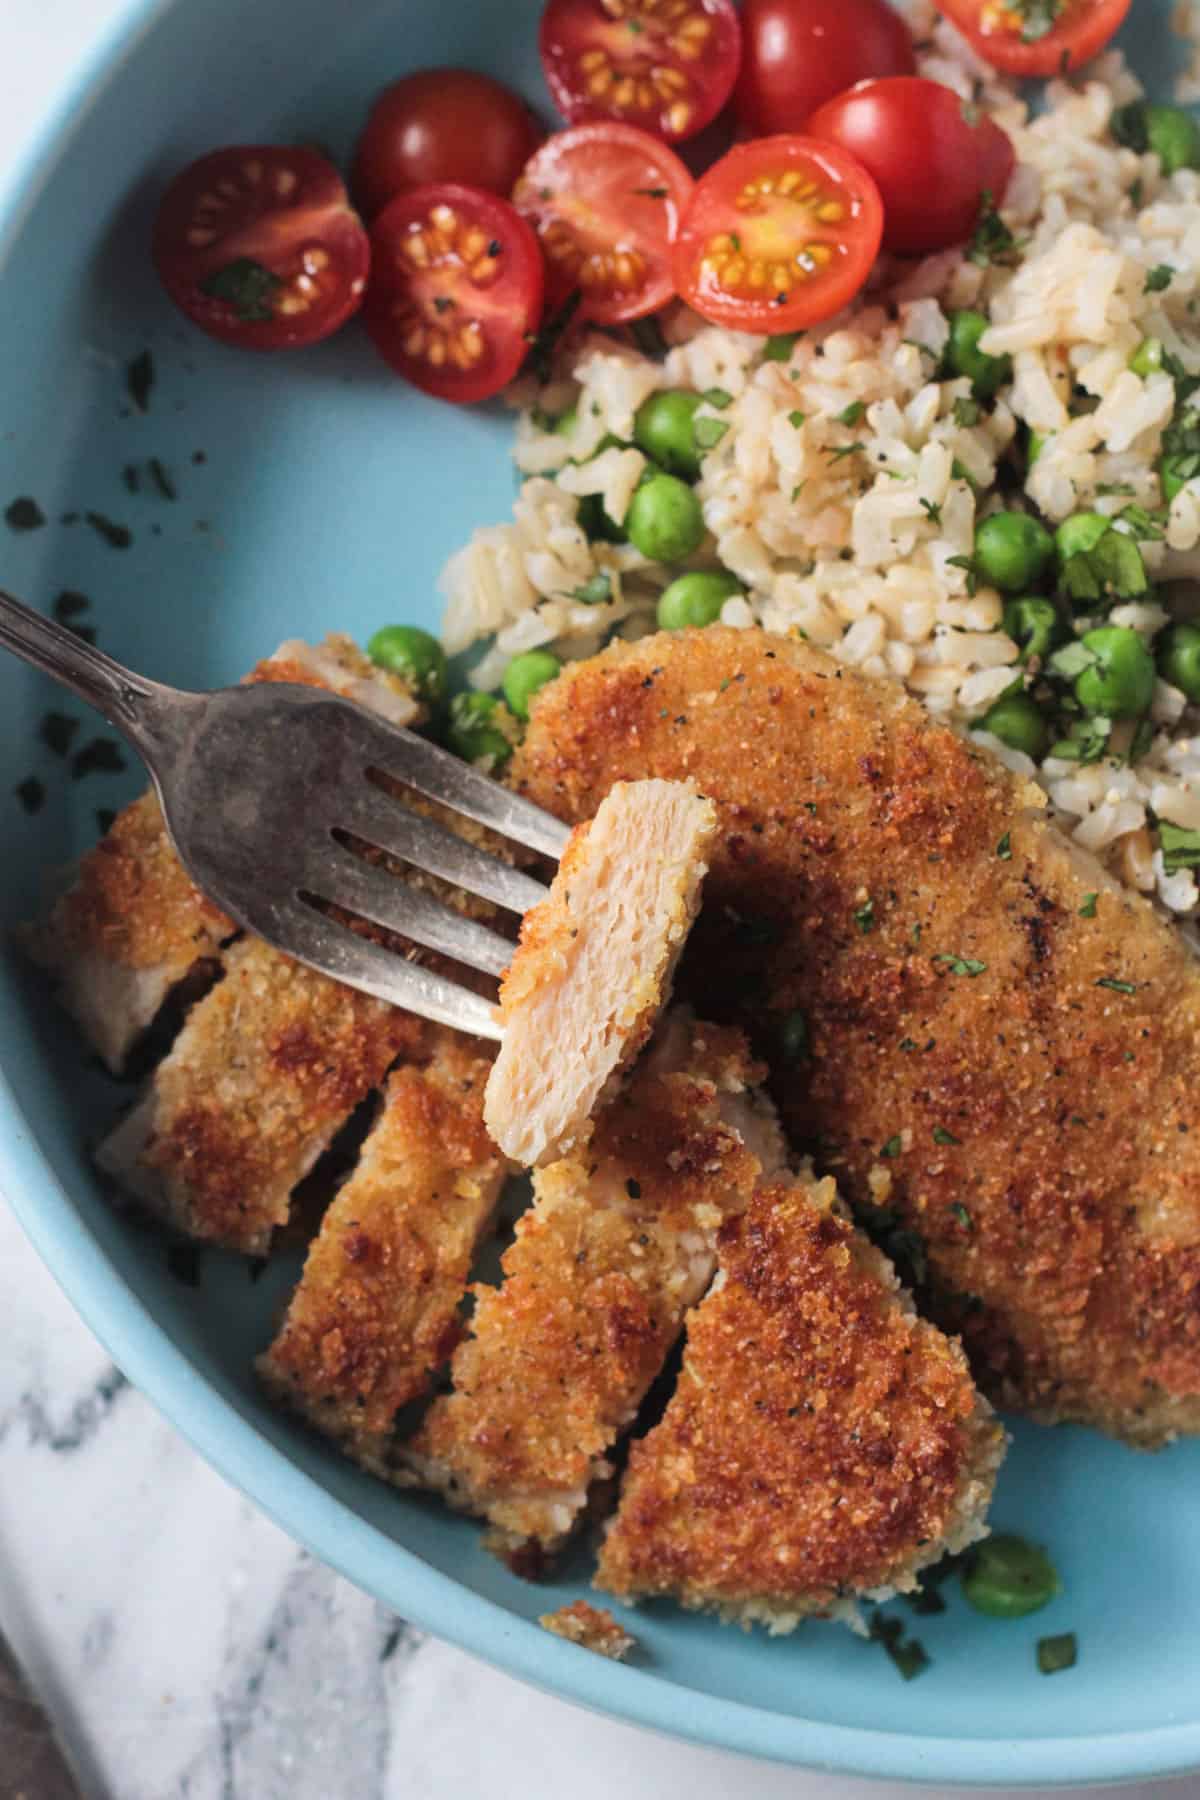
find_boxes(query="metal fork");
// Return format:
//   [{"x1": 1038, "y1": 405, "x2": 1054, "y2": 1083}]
[{"x1": 1, "y1": 590, "x2": 570, "y2": 1040}]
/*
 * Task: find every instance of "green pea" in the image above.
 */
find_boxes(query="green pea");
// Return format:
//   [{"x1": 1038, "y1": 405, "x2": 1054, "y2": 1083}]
[
  {"x1": 625, "y1": 471, "x2": 706, "y2": 562},
  {"x1": 1129, "y1": 337, "x2": 1165, "y2": 378},
  {"x1": 577, "y1": 492, "x2": 627, "y2": 544},
  {"x1": 1156, "y1": 621, "x2": 1200, "y2": 701},
  {"x1": 446, "y1": 691, "x2": 512, "y2": 767},
  {"x1": 367, "y1": 624, "x2": 448, "y2": 705},
  {"x1": 633, "y1": 390, "x2": 703, "y2": 479},
  {"x1": 974, "y1": 512, "x2": 1055, "y2": 594},
  {"x1": 1145, "y1": 103, "x2": 1200, "y2": 174},
  {"x1": 1003, "y1": 596, "x2": 1062, "y2": 664},
  {"x1": 502, "y1": 649, "x2": 561, "y2": 721},
  {"x1": 961, "y1": 1534, "x2": 1060, "y2": 1620},
  {"x1": 657, "y1": 570, "x2": 744, "y2": 630},
  {"x1": 947, "y1": 310, "x2": 1012, "y2": 399},
  {"x1": 980, "y1": 690, "x2": 1050, "y2": 759},
  {"x1": 1055, "y1": 511, "x2": 1110, "y2": 566},
  {"x1": 1074, "y1": 625, "x2": 1156, "y2": 718}
]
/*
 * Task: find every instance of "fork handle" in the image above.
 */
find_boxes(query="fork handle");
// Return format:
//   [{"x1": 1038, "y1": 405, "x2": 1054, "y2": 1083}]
[{"x1": 0, "y1": 588, "x2": 174, "y2": 756}]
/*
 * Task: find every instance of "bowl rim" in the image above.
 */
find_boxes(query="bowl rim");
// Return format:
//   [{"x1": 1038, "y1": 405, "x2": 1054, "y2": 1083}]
[{"x1": 3, "y1": 4, "x2": 1200, "y2": 1783}]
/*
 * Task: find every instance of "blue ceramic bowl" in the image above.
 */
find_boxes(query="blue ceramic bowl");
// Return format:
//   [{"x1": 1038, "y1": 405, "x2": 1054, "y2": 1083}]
[{"x1": 3, "y1": 1, "x2": 1199, "y2": 1783}]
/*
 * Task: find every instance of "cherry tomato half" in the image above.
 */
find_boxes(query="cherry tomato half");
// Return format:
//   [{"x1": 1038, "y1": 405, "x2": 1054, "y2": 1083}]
[
  {"x1": 351, "y1": 69, "x2": 544, "y2": 219},
  {"x1": 153, "y1": 146, "x2": 370, "y2": 350},
  {"x1": 363, "y1": 183, "x2": 544, "y2": 402},
  {"x1": 539, "y1": 0, "x2": 741, "y2": 143},
  {"x1": 933, "y1": 0, "x2": 1131, "y2": 76},
  {"x1": 671, "y1": 134, "x2": 883, "y2": 331},
  {"x1": 807, "y1": 78, "x2": 1014, "y2": 255},
  {"x1": 513, "y1": 123, "x2": 693, "y2": 323},
  {"x1": 734, "y1": 0, "x2": 916, "y2": 137}
]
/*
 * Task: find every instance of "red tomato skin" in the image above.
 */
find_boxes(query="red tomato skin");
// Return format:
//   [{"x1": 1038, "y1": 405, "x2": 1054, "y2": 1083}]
[
  {"x1": 539, "y1": 0, "x2": 742, "y2": 143},
  {"x1": 807, "y1": 78, "x2": 1014, "y2": 255},
  {"x1": 513, "y1": 122, "x2": 693, "y2": 325},
  {"x1": 153, "y1": 146, "x2": 369, "y2": 350},
  {"x1": 934, "y1": 0, "x2": 1131, "y2": 75},
  {"x1": 734, "y1": 0, "x2": 916, "y2": 135},
  {"x1": 363, "y1": 183, "x2": 544, "y2": 403},
  {"x1": 671, "y1": 134, "x2": 884, "y2": 332},
  {"x1": 351, "y1": 69, "x2": 544, "y2": 218}
]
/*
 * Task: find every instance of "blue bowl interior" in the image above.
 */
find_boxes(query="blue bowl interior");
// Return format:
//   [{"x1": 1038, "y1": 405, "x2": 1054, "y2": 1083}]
[{"x1": 3, "y1": 0, "x2": 1200, "y2": 1783}]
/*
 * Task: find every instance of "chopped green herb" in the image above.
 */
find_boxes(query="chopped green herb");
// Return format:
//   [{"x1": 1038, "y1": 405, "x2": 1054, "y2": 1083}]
[
  {"x1": 633, "y1": 185, "x2": 668, "y2": 198},
  {"x1": 148, "y1": 457, "x2": 177, "y2": 501},
  {"x1": 791, "y1": 481, "x2": 806, "y2": 501},
  {"x1": 762, "y1": 332, "x2": 799, "y2": 362},
  {"x1": 911, "y1": 922, "x2": 922, "y2": 946},
  {"x1": 85, "y1": 511, "x2": 133, "y2": 550},
  {"x1": 523, "y1": 289, "x2": 581, "y2": 382},
  {"x1": 920, "y1": 498, "x2": 942, "y2": 525},
  {"x1": 1049, "y1": 714, "x2": 1112, "y2": 765},
  {"x1": 693, "y1": 415, "x2": 730, "y2": 450},
  {"x1": 199, "y1": 257, "x2": 283, "y2": 322},
  {"x1": 127, "y1": 349, "x2": 155, "y2": 413},
  {"x1": 1007, "y1": 0, "x2": 1065, "y2": 41},
  {"x1": 565, "y1": 571, "x2": 613, "y2": 605},
  {"x1": 1095, "y1": 481, "x2": 1136, "y2": 496},
  {"x1": 1048, "y1": 640, "x2": 1097, "y2": 680},
  {"x1": 836, "y1": 400, "x2": 866, "y2": 426},
  {"x1": 628, "y1": 314, "x2": 668, "y2": 359},
  {"x1": 701, "y1": 386, "x2": 733, "y2": 409},
  {"x1": 71, "y1": 736, "x2": 127, "y2": 780},
  {"x1": 899, "y1": 1037, "x2": 918, "y2": 1052},
  {"x1": 432, "y1": 295, "x2": 455, "y2": 314},
  {"x1": 1116, "y1": 502, "x2": 1165, "y2": 541},
  {"x1": 945, "y1": 552, "x2": 978, "y2": 595},
  {"x1": 881, "y1": 1135, "x2": 902, "y2": 1159},
  {"x1": 953, "y1": 396, "x2": 982, "y2": 428},
  {"x1": 1144, "y1": 264, "x2": 1175, "y2": 294},
  {"x1": 949, "y1": 1201, "x2": 973, "y2": 1231},
  {"x1": 853, "y1": 896, "x2": 875, "y2": 933},
  {"x1": 787, "y1": 409, "x2": 807, "y2": 429},
  {"x1": 1159, "y1": 820, "x2": 1200, "y2": 873},
  {"x1": 905, "y1": 1583, "x2": 948, "y2": 1616},
  {"x1": 1097, "y1": 977, "x2": 1137, "y2": 994},
  {"x1": 933, "y1": 1125, "x2": 962, "y2": 1146},
  {"x1": 827, "y1": 441, "x2": 865, "y2": 464},
  {"x1": 967, "y1": 191, "x2": 1018, "y2": 267},
  {"x1": 1037, "y1": 1632, "x2": 1077, "y2": 1674},
  {"x1": 1079, "y1": 892, "x2": 1099, "y2": 917},
  {"x1": 39, "y1": 712, "x2": 79, "y2": 757},
  {"x1": 868, "y1": 1612, "x2": 930, "y2": 1681},
  {"x1": 996, "y1": 831, "x2": 1012, "y2": 860},
  {"x1": 936, "y1": 953, "x2": 988, "y2": 977},
  {"x1": 14, "y1": 775, "x2": 45, "y2": 814},
  {"x1": 1130, "y1": 177, "x2": 1143, "y2": 207},
  {"x1": 5, "y1": 496, "x2": 46, "y2": 532}
]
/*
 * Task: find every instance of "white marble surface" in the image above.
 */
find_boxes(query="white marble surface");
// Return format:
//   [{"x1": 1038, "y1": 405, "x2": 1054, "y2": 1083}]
[{"x1": 1, "y1": 5, "x2": 1198, "y2": 1799}]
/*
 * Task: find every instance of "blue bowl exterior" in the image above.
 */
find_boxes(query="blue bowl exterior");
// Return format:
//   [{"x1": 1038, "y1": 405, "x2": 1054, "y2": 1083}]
[{"x1": 2, "y1": 0, "x2": 1199, "y2": 1782}]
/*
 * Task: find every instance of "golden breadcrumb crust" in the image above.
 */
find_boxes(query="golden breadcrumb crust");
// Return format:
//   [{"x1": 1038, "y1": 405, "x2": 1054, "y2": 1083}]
[
  {"x1": 597, "y1": 1173, "x2": 1004, "y2": 1626},
  {"x1": 407, "y1": 1015, "x2": 778, "y2": 1553},
  {"x1": 259, "y1": 1027, "x2": 505, "y2": 1471},
  {"x1": 512, "y1": 627, "x2": 1200, "y2": 1444},
  {"x1": 539, "y1": 1600, "x2": 635, "y2": 1660}
]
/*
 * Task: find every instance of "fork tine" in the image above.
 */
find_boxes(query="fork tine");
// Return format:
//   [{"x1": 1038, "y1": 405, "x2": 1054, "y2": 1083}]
[
  {"x1": 314, "y1": 843, "x2": 514, "y2": 977},
  {"x1": 253, "y1": 896, "x2": 502, "y2": 1041},
  {"x1": 359, "y1": 714, "x2": 572, "y2": 860},
  {"x1": 338, "y1": 781, "x2": 551, "y2": 917}
]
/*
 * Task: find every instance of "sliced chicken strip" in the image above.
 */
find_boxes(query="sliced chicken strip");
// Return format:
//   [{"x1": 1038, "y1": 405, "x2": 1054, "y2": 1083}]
[
  {"x1": 259, "y1": 1027, "x2": 506, "y2": 1474},
  {"x1": 405, "y1": 1010, "x2": 786, "y2": 1564},
  {"x1": 512, "y1": 625, "x2": 1200, "y2": 1446},
  {"x1": 97, "y1": 936, "x2": 428, "y2": 1255},
  {"x1": 486, "y1": 778, "x2": 717, "y2": 1167},
  {"x1": 22, "y1": 635, "x2": 419, "y2": 1073},
  {"x1": 597, "y1": 1171, "x2": 1005, "y2": 1633}
]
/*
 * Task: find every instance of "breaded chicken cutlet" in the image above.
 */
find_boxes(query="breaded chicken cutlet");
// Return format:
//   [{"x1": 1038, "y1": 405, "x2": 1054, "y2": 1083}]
[
  {"x1": 485, "y1": 778, "x2": 717, "y2": 1167},
  {"x1": 259, "y1": 1026, "x2": 506, "y2": 1473},
  {"x1": 23, "y1": 635, "x2": 419, "y2": 1073},
  {"x1": 597, "y1": 1170, "x2": 1005, "y2": 1630},
  {"x1": 406, "y1": 1010, "x2": 787, "y2": 1561},
  {"x1": 512, "y1": 626, "x2": 1200, "y2": 1445}
]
